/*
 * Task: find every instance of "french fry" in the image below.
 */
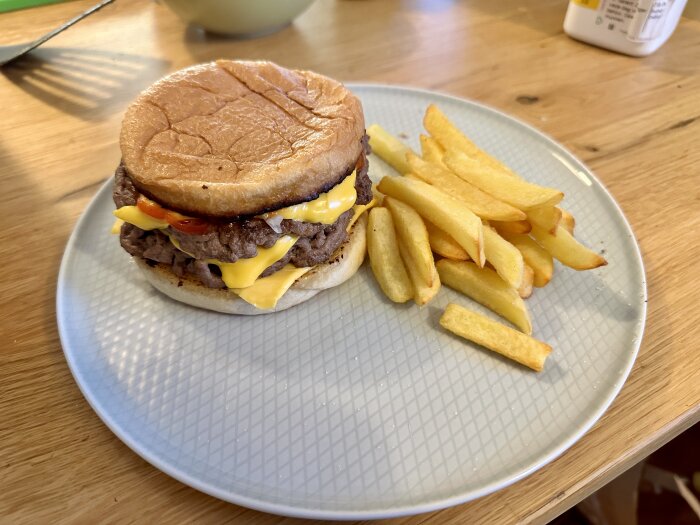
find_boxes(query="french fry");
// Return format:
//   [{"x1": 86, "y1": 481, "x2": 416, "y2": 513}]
[
  {"x1": 519, "y1": 265, "x2": 534, "y2": 299},
  {"x1": 399, "y1": 243, "x2": 441, "y2": 306},
  {"x1": 377, "y1": 175, "x2": 485, "y2": 267},
  {"x1": 367, "y1": 123, "x2": 415, "y2": 175},
  {"x1": 367, "y1": 207, "x2": 413, "y2": 302},
  {"x1": 363, "y1": 105, "x2": 608, "y2": 376},
  {"x1": 384, "y1": 196, "x2": 434, "y2": 286},
  {"x1": 500, "y1": 233, "x2": 554, "y2": 288},
  {"x1": 437, "y1": 260, "x2": 532, "y2": 334},
  {"x1": 491, "y1": 219, "x2": 532, "y2": 235},
  {"x1": 531, "y1": 225, "x2": 608, "y2": 270},
  {"x1": 445, "y1": 151, "x2": 564, "y2": 210},
  {"x1": 419, "y1": 134, "x2": 447, "y2": 168},
  {"x1": 560, "y1": 208, "x2": 575, "y2": 235},
  {"x1": 407, "y1": 152, "x2": 526, "y2": 222},
  {"x1": 440, "y1": 303, "x2": 551, "y2": 371},
  {"x1": 424, "y1": 105, "x2": 520, "y2": 179},
  {"x1": 482, "y1": 225, "x2": 524, "y2": 290},
  {"x1": 425, "y1": 221, "x2": 469, "y2": 260},
  {"x1": 526, "y1": 205, "x2": 562, "y2": 234},
  {"x1": 424, "y1": 104, "x2": 480, "y2": 157}
]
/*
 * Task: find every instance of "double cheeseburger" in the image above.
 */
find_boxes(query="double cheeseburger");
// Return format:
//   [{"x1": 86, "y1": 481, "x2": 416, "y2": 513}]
[{"x1": 112, "y1": 60, "x2": 374, "y2": 314}]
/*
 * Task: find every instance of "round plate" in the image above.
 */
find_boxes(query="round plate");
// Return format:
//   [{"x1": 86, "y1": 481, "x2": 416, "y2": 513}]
[{"x1": 57, "y1": 85, "x2": 646, "y2": 519}]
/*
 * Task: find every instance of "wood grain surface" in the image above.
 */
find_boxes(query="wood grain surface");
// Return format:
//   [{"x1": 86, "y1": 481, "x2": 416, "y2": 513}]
[{"x1": 1, "y1": 1, "x2": 699, "y2": 523}]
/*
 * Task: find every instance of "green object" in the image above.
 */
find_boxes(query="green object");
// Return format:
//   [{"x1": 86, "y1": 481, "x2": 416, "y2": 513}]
[{"x1": 0, "y1": 0, "x2": 70, "y2": 14}]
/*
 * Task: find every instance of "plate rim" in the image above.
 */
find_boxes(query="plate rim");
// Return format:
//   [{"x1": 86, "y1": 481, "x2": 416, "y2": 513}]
[{"x1": 56, "y1": 83, "x2": 647, "y2": 520}]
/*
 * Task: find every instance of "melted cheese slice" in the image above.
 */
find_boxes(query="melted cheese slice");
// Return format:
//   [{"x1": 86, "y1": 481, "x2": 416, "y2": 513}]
[
  {"x1": 165, "y1": 231, "x2": 299, "y2": 291},
  {"x1": 111, "y1": 218, "x2": 125, "y2": 234},
  {"x1": 234, "y1": 265, "x2": 312, "y2": 309},
  {"x1": 113, "y1": 206, "x2": 168, "y2": 230},
  {"x1": 260, "y1": 171, "x2": 357, "y2": 225},
  {"x1": 347, "y1": 199, "x2": 377, "y2": 231},
  {"x1": 114, "y1": 171, "x2": 357, "y2": 232},
  {"x1": 210, "y1": 235, "x2": 298, "y2": 289},
  {"x1": 233, "y1": 201, "x2": 373, "y2": 309}
]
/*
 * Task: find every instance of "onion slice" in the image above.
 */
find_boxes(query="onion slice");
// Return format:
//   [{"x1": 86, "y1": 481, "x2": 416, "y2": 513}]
[{"x1": 264, "y1": 214, "x2": 284, "y2": 233}]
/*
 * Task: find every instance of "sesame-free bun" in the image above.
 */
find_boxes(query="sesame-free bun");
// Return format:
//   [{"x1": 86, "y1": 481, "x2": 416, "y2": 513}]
[
  {"x1": 120, "y1": 60, "x2": 365, "y2": 217},
  {"x1": 135, "y1": 215, "x2": 367, "y2": 315}
]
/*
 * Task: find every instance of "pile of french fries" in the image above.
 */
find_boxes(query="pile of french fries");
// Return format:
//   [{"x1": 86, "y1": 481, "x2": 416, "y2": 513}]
[{"x1": 366, "y1": 105, "x2": 607, "y2": 372}]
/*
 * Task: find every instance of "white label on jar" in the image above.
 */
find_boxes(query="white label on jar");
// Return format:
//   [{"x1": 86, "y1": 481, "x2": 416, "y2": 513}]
[
  {"x1": 627, "y1": 0, "x2": 675, "y2": 41},
  {"x1": 597, "y1": 0, "x2": 675, "y2": 41}
]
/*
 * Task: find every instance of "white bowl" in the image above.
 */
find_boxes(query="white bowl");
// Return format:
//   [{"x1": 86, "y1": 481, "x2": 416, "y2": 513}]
[{"x1": 162, "y1": 0, "x2": 316, "y2": 37}]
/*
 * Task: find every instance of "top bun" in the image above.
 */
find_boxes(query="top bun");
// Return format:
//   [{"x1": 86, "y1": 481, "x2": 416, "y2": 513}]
[{"x1": 120, "y1": 60, "x2": 365, "y2": 217}]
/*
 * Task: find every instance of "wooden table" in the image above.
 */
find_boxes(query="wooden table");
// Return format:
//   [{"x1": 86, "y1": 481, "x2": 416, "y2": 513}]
[{"x1": 2, "y1": 1, "x2": 699, "y2": 523}]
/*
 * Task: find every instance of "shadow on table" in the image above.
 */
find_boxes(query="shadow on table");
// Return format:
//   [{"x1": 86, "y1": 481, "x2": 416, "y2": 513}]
[
  {"x1": 165, "y1": 1, "x2": 420, "y2": 81},
  {"x1": 1, "y1": 47, "x2": 170, "y2": 121},
  {"x1": 170, "y1": 10, "x2": 317, "y2": 66},
  {"x1": 175, "y1": 21, "x2": 324, "y2": 69}
]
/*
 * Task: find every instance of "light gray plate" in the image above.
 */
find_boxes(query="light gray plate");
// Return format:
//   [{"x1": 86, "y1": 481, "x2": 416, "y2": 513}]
[{"x1": 57, "y1": 85, "x2": 646, "y2": 520}]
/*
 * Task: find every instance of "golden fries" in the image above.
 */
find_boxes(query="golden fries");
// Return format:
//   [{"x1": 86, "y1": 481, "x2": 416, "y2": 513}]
[
  {"x1": 491, "y1": 219, "x2": 532, "y2": 235},
  {"x1": 367, "y1": 124, "x2": 415, "y2": 175},
  {"x1": 400, "y1": 243, "x2": 441, "y2": 306},
  {"x1": 437, "y1": 259, "x2": 532, "y2": 334},
  {"x1": 531, "y1": 225, "x2": 607, "y2": 270},
  {"x1": 362, "y1": 105, "x2": 608, "y2": 374},
  {"x1": 445, "y1": 151, "x2": 563, "y2": 210},
  {"x1": 560, "y1": 208, "x2": 575, "y2": 234},
  {"x1": 419, "y1": 134, "x2": 447, "y2": 168},
  {"x1": 424, "y1": 105, "x2": 519, "y2": 178},
  {"x1": 407, "y1": 152, "x2": 526, "y2": 222},
  {"x1": 384, "y1": 196, "x2": 434, "y2": 286},
  {"x1": 425, "y1": 221, "x2": 469, "y2": 260},
  {"x1": 377, "y1": 175, "x2": 485, "y2": 266},
  {"x1": 519, "y1": 265, "x2": 534, "y2": 299},
  {"x1": 526, "y1": 205, "x2": 562, "y2": 234},
  {"x1": 424, "y1": 104, "x2": 479, "y2": 155},
  {"x1": 500, "y1": 233, "x2": 554, "y2": 288},
  {"x1": 367, "y1": 207, "x2": 413, "y2": 302},
  {"x1": 482, "y1": 225, "x2": 524, "y2": 290},
  {"x1": 440, "y1": 303, "x2": 551, "y2": 372}
]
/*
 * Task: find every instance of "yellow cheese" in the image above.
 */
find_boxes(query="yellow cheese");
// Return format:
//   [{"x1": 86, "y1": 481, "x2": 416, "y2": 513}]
[
  {"x1": 347, "y1": 198, "x2": 377, "y2": 231},
  {"x1": 235, "y1": 199, "x2": 375, "y2": 308},
  {"x1": 261, "y1": 171, "x2": 357, "y2": 225},
  {"x1": 113, "y1": 206, "x2": 168, "y2": 230},
  {"x1": 166, "y1": 231, "x2": 297, "y2": 290},
  {"x1": 234, "y1": 265, "x2": 311, "y2": 310},
  {"x1": 112, "y1": 174, "x2": 366, "y2": 309},
  {"x1": 114, "y1": 171, "x2": 358, "y2": 232},
  {"x1": 211, "y1": 235, "x2": 298, "y2": 289},
  {"x1": 111, "y1": 218, "x2": 125, "y2": 234}
]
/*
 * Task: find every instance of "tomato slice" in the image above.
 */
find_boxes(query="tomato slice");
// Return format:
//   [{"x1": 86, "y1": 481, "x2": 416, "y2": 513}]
[
  {"x1": 137, "y1": 195, "x2": 210, "y2": 234},
  {"x1": 136, "y1": 195, "x2": 167, "y2": 219},
  {"x1": 166, "y1": 213, "x2": 210, "y2": 235}
]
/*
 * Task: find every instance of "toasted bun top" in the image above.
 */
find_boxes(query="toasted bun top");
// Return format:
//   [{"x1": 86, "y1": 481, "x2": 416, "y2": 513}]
[{"x1": 120, "y1": 60, "x2": 365, "y2": 217}]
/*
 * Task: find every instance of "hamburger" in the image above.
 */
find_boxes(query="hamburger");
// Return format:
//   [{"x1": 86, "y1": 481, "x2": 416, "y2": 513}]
[{"x1": 111, "y1": 60, "x2": 374, "y2": 314}]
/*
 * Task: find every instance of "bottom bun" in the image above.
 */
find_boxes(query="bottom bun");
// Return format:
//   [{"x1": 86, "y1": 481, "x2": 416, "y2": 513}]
[{"x1": 135, "y1": 214, "x2": 367, "y2": 315}]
